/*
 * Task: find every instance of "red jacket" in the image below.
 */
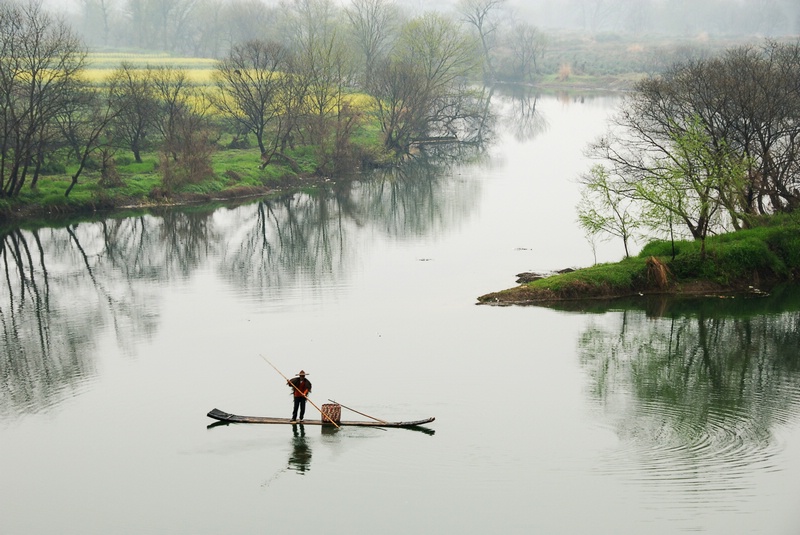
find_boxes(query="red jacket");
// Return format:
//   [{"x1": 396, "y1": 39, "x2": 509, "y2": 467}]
[{"x1": 288, "y1": 377, "x2": 311, "y2": 397}]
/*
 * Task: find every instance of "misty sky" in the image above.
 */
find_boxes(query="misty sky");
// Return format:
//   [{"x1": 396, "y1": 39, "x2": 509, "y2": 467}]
[{"x1": 42, "y1": 0, "x2": 800, "y2": 55}]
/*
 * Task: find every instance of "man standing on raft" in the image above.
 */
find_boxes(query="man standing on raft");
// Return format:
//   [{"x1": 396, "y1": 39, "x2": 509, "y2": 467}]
[{"x1": 287, "y1": 370, "x2": 312, "y2": 422}]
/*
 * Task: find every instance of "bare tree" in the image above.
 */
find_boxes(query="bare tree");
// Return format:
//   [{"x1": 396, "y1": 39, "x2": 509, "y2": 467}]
[
  {"x1": 212, "y1": 40, "x2": 290, "y2": 165},
  {"x1": 505, "y1": 21, "x2": 546, "y2": 83},
  {"x1": 575, "y1": 0, "x2": 619, "y2": 33},
  {"x1": 150, "y1": 66, "x2": 200, "y2": 159},
  {"x1": 123, "y1": 0, "x2": 202, "y2": 53},
  {"x1": 159, "y1": 112, "x2": 216, "y2": 190},
  {"x1": 108, "y1": 63, "x2": 158, "y2": 163},
  {"x1": 721, "y1": 42, "x2": 800, "y2": 214},
  {"x1": 54, "y1": 78, "x2": 119, "y2": 196},
  {"x1": 373, "y1": 59, "x2": 429, "y2": 152},
  {"x1": 74, "y1": 0, "x2": 116, "y2": 46},
  {"x1": 216, "y1": 0, "x2": 280, "y2": 52},
  {"x1": 457, "y1": 0, "x2": 504, "y2": 81},
  {"x1": 0, "y1": 1, "x2": 86, "y2": 197},
  {"x1": 345, "y1": 0, "x2": 399, "y2": 88}
]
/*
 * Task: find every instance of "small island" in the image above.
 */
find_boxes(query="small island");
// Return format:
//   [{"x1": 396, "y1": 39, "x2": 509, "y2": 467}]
[
  {"x1": 478, "y1": 38, "x2": 800, "y2": 307},
  {"x1": 478, "y1": 213, "x2": 800, "y2": 305}
]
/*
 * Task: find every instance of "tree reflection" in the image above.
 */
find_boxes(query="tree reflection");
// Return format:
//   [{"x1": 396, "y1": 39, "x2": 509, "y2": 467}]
[
  {"x1": 216, "y1": 155, "x2": 482, "y2": 295},
  {"x1": 0, "y1": 211, "x2": 217, "y2": 417},
  {"x1": 215, "y1": 192, "x2": 356, "y2": 297},
  {"x1": 1, "y1": 156, "x2": 480, "y2": 417},
  {"x1": 358, "y1": 151, "x2": 483, "y2": 238},
  {"x1": 493, "y1": 85, "x2": 549, "y2": 143},
  {"x1": 578, "y1": 289, "x2": 800, "y2": 458},
  {"x1": 1, "y1": 228, "x2": 90, "y2": 417}
]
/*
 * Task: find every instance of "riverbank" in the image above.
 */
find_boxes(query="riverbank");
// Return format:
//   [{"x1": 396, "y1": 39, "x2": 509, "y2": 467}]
[
  {"x1": 0, "y1": 172, "x2": 331, "y2": 227},
  {"x1": 477, "y1": 213, "x2": 800, "y2": 305},
  {"x1": 0, "y1": 141, "x2": 378, "y2": 228}
]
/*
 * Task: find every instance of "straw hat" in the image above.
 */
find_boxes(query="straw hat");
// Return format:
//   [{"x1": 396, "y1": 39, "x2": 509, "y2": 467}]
[{"x1": 297, "y1": 370, "x2": 308, "y2": 376}]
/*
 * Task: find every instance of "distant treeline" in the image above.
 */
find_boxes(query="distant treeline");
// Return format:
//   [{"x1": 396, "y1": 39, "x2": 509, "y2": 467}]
[
  {"x1": 61, "y1": 0, "x2": 549, "y2": 84},
  {"x1": 61, "y1": 0, "x2": 800, "y2": 60}
]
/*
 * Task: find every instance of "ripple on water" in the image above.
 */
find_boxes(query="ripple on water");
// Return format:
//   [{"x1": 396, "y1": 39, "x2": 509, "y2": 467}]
[{"x1": 594, "y1": 390, "x2": 793, "y2": 510}]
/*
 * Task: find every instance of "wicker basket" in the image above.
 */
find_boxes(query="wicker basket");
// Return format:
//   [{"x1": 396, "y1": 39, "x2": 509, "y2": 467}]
[{"x1": 321, "y1": 403, "x2": 341, "y2": 424}]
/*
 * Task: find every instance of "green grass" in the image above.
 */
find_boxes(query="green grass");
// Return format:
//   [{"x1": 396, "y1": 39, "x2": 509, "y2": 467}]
[
  {"x1": 531, "y1": 258, "x2": 647, "y2": 295},
  {"x1": 480, "y1": 214, "x2": 800, "y2": 303},
  {"x1": 0, "y1": 132, "x2": 367, "y2": 223}
]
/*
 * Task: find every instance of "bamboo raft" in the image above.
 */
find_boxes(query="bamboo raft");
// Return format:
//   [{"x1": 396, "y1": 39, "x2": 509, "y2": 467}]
[{"x1": 207, "y1": 408, "x2": 435, "y2": 428}]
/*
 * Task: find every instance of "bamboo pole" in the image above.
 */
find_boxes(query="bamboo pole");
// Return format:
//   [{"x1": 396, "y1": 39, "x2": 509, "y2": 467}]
[
  {"x1": 259, "y1": 355, "x2": 340, "y2": 429},
  {"x1": 328, "y1": 399, "x2": 388, "y2": 424}
]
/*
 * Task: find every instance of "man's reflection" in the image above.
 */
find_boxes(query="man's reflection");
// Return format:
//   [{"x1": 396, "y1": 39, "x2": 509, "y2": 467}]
[{"x1": 288, "y1": 424, "x2": 312, "y2": 474}]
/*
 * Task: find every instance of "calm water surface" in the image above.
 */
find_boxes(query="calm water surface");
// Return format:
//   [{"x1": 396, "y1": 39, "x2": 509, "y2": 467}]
[{"x1": 2, "y1": 92, "x2": 800, "y2": 534}]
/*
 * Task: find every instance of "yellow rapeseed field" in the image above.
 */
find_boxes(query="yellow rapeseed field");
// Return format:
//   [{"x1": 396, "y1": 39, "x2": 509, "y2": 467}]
[
  {"x1": 81, "y1": 67, "x2": 218, "y2": 84},
  {"x1": 83, "y1": 52, "x2": 218, "y2": 85},
  {"x1": 81, "y1": 52, "x2": 376, "y2": 114},
  {"x1": 86, "y1": 52, "x2": 218, "y2": 70}
]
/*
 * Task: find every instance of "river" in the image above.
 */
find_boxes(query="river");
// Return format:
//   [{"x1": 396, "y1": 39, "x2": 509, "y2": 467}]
[{"x1": 2, "y1": 91, "x2": 800, "y2": 534}]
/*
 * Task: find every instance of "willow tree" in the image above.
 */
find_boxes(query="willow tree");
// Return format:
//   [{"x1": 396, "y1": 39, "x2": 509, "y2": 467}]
[
  {"x1": 577, "y1": 164, "x2": 638, "y2": 259},
  {"x1": 589, "y1": 114, "x2": 749, "y2": 254},
  {"x1": 372, "y1": 12, "x2": 481, "y2": 154}
]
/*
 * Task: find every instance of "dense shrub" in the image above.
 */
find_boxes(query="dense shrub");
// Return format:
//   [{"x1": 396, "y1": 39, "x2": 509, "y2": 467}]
[
  {"x1": 762, "y1": 225, "x2": 800, "y2": 273},
  {"x1": 39, "y1": 159, "x2": 67, "y2": 175},
  {"x1": 712, "y1": 237, "x2": 786, "y2": 279}
]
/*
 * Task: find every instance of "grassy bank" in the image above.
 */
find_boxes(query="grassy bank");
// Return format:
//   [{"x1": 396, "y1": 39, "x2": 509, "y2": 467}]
[
  {"x1": 0, "y1": 150, "x2": 302, "y2": 225},
  {"x1": 0, "y1": 124, "x2": 392, "y2": 227},
  {"x1": 477, "y1": 213, "x2": 800, "y2": 305}
]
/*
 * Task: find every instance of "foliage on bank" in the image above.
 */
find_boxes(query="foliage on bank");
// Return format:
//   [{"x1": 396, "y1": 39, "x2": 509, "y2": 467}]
[
  {"x1": 477, "y1": 213, "x2": 800, "y2": 305},
  {"x1": 0, "y1": 136, "x2": 381, "y2": 225}
]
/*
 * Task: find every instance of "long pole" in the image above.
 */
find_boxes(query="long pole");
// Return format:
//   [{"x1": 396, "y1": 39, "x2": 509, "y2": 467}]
[
  {"x1": 259, "y1": 355, "x2": 340, "y2": 429},
  {"x1": 328, "y1": 399, "x2": 388, "y2": 424}
]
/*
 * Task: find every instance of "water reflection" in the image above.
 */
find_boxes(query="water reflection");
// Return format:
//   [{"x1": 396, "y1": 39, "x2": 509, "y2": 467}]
[
  {"x1": 576, "y1": 286, "x2": 800, "y2": 506},
  {"x1": 491, "y1": 84, "x2": 620, "y2": 144},
  {"x1": 0, "y1": 224, "x2": 162, "y2": 418},
  {"x1": 496, "y1": 85, "x2": 549, "y2": 142},
  {"x1": 288, "y1": 424, "x2": 312, "y2": 474},
  {"x1": 0, "y1": 156, "x2": 482, "y2": 419}
]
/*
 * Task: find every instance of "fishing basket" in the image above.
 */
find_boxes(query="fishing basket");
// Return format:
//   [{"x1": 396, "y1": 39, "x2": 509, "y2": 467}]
[{"x1": 321, "y1": 403, "x2": 341, "y2": 424}]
